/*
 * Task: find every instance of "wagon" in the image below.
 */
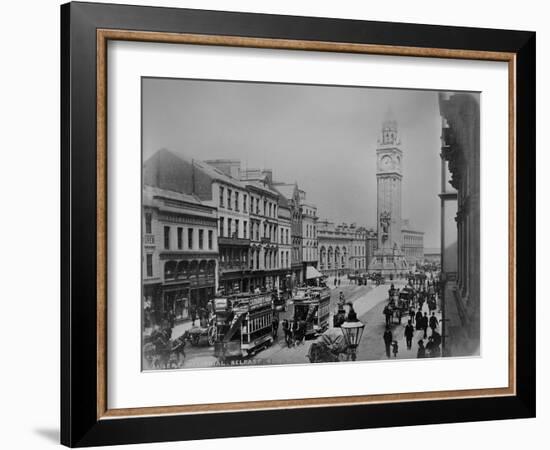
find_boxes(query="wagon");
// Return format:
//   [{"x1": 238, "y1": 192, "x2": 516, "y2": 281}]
[
  {"x1": 187, "y1": 320, "x2": 216, "y2": 347},
  {"x1": 306, "y1": 327, "x2": 349, "y2": 363}
]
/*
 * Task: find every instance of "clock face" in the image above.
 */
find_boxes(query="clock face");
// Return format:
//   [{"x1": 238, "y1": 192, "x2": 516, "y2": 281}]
[{"x1": 381, "y1": 155, "x2": 392, "y2": 170}]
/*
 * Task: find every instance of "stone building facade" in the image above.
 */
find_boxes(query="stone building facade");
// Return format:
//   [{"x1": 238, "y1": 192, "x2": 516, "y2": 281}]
[
  {"x1": 401, "y1": 219, "x2": 425, "y2": 266},
  {"x1": 142, "y1": 184, "x2": 218, "y2": 327},
  {"x1": 317, "y1": 221, "x2": 366, "y2": 277},
  {"x1": 300, "y1": 195, "x2": 319, "y2": 274},
  {"x1": 439, "y1": 92, "x2": 480, "y2": 356}
]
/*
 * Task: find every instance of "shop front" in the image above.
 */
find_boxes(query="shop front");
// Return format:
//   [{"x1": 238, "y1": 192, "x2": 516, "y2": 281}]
[{"x1": 162, "y1": 257, "x2": 216, "y2": 324}]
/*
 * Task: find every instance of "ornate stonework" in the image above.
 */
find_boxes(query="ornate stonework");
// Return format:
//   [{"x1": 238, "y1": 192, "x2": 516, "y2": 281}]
[{"x1": 368, "y1": 113, "x2": 408, "y2": 275}]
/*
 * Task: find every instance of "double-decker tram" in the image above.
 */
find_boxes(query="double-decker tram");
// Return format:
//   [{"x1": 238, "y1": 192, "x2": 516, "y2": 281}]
[
  {"x1": 292, "y1": 286, "x2": 331, "y2": 337},
  {"x1": 213, "y1": 292, "x2": 274, "y2": 360}
]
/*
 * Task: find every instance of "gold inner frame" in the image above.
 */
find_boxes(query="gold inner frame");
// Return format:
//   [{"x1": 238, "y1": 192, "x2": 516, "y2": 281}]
[{"x1": 96, "y1": 29, "x2": 517, "y2": 420}]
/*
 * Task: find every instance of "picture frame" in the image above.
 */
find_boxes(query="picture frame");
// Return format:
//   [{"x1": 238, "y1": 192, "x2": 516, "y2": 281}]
[{"x1": 60, "y1": 1, "x2": 535, "y2": 447}]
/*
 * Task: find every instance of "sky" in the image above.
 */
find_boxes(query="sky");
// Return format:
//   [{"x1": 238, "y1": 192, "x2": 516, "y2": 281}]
[{"x1": 142, "y1": 78, "x2": 466, "y2": 249}]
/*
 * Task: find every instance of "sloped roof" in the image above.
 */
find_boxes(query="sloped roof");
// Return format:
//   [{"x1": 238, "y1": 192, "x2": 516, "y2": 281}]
[
  {"x1": 272, "y1": 182, "x2": 297, "y2": 200},
  {"x1": 143, "y1": 148, "x2": 246, "y2": 194},
  {"x1": 194, "y1": 159, "x2": 246, "y2": 190},
  {"x1": 241, "y1": 179, "x2": 280, "y2": 197}
]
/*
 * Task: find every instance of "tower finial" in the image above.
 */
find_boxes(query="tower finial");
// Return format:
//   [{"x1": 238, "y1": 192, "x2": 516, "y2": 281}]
[{"x1": 381, "y1": 108, "x2": 399, "y2": 145}]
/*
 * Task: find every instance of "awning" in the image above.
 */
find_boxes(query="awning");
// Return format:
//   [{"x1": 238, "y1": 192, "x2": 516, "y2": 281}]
[{"x1": 306, "y1": 266, "x2": 324, "y2": 280}]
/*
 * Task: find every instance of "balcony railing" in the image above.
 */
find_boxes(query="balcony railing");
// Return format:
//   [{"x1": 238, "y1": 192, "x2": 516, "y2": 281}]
[{"x1": 143, "y1": 234, "x2": 155, "y2": 245}]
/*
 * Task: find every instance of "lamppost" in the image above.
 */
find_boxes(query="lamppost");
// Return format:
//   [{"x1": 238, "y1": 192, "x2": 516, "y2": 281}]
[{"x1": 340, "y1": 319, "x2": 365, "y2": 361}]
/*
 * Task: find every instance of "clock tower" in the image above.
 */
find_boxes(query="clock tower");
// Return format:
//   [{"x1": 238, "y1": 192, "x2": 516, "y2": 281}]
[{"x1": 368, "y1": 112, "x2": 408, "y2": 275}]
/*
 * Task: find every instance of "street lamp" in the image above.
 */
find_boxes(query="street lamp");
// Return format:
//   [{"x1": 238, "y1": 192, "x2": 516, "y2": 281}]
[{"x1": 340, "y1": 319, "x2": 365, "y2": 361}]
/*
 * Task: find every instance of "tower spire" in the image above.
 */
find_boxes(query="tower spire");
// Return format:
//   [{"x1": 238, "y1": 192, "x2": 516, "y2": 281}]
[{"x1": 381, "y1": 108, "x2": 400, "y2": 145}]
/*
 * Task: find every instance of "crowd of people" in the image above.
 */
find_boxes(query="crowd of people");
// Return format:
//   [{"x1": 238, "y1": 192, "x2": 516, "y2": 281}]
[{"x1": 382, "y1": 275, "x2": 442, "y2": 359}]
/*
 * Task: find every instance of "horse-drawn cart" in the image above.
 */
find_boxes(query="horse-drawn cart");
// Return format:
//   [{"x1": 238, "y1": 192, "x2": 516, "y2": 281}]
[
  {"x1": 306, "y1": 327, "x2": 350, "y2": 363},
  {"x1": 187, "y1": 320, "x2": 216, "y2": 347}
]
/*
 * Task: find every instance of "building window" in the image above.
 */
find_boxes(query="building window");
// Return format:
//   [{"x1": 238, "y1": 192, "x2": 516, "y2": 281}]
[
  {"x1": 235, "y1": 192, "x2": 239, "y2": 211},
  {"x1": 227, "y1": 189, "x2": 232, "y2": 209},
  {"x1": 208, "y1": 230, "x2": 213, "y2": 250},
  {"x1": 146, "y1": 254, "x2": 153, "y2": 277},
  {"x1": 163, "y1": 226, "x2": 170, "y2": 250},
  {"x1": 188, "y1": 228, "x2": 193, "y2": 249},
  {"x1": 243, "y1": 194, "x2": 248, "y2": 212},
  {"x1": 219, "y1": 186, "x2": 224, "y2": 207},
  {"x1": 145, "y1": 213, "x2": 152, "y2": 234},
  {"x1": 219, "y1": 217, "x2": 224, "y2": 237},
  {"x1": 199, "y1": 230, "x2": 204, "y2": 249},
  {"x1": 177, "y1": 227, "x2": 183, "y2": 250},
  {"x1": 228, "y1": 218, "x2": 232, "y2": 238},
  {"x1": 243, "y1": 221, "x2": 248, "y2": 239},
  {"x1": 235, "y1": 220, "x2": 240, "y2": 238}
]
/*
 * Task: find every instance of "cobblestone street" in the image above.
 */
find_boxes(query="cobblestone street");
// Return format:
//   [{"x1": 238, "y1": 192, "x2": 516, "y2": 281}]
[{"x1": 161, "y1": 279, "x2": 442, "y2": 369}]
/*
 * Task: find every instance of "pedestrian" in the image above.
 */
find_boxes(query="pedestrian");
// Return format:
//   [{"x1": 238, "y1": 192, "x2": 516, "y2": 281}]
[
  {"x1": 190, "y1": 304, "x2": 197, "y2": 326},
  {"x1": 422, "y1": 312, "x2": 429, "y2": 339},
  {"x1": 338, "y1": 291, "x2": 345, "y2": 307},
  {"x1": 383, "y1": 305, "x2": 392, "y2": 327},
  {"x1": 404, "y1": 320, "x2": 414, "y2": 350},
  {"x1": 383, "y1": 326, "x2": 393, "y2": 358},
  {"x1": 298, "y1": 319, "x2": 307, "y2": 344},
  {"x1": 282, "y1": 319, "x2": 293, "y2": 347},
  {"x1": 391, "y1": 340, "x2": 399, "y2": 358},
  {"x1": 415, "y1": 309, "x2": 423, "y2": 330},
  {"x1": 272, "y1": 314, "x2": 279, "y2": 339},
  {"x1": 409, "y1": 307, "x2": 415, "y2": 325},
  {"x1": 345, "y1": 302, "x2": 358, "y2": 321},
  {"x1": 429, "y1": 312, "x2": 439, "y2": 334},
  {"x1": 425, "y1": 336, "x2": 434, "y2": 356},
  {"x1": 417, "y1": 339, "x2": 426, "y2": 358}
]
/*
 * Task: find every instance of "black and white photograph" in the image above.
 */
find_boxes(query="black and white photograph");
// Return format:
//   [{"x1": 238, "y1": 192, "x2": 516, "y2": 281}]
[{"x1": 141, "y1": 78, "x2": 480, "y2": 370}]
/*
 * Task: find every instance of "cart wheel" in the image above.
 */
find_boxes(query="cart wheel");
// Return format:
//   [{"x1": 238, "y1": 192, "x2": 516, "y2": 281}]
[{"x1": 207, "y1": 326, "x2": 216, "y2": 346}]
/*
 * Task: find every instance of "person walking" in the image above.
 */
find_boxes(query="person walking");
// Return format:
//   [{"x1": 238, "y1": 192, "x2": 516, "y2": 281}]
[
  {"x1": 429, "y1": 312, "x2": 439, "y2": 335},
  {"x1": 421, "y1": 312, "x2": 429, "y2": 339},
  {"x1": 282, "y1": 319, "x2": 293, "y2": 348},
  {"x1": 425, "y1": 335, "x2": 435, "y2": 357},
  {"x1": 383, "y1": 326, "x2": 393, "y2": 359},
  {"x1": 272, "y1": 313, "x2": 279, "y2": 339},
  {"x1": 391, "y1": 340, "x2": 399, "y2": 358},
  {"x1": 417, "y1": 339, "x2": 426, "y2": 358},
  {"x1": 415, "y1": 309, "x2": 423, "y2": 330},
  {"x1": 345, "y1": 302, "x2": 358, "y2": 322},
  {"x1": 383, "y1": 304, "x2": 392, "y2": 327},
  {"x1": 404, "y1": 320, "x2": 415, "y2": 350},
  {"x1": 190, "y1": 304, "x2": 197, "y2": 327},
  {"x1": 409, "y1": 307, "x2": 415, "y2": 325}
]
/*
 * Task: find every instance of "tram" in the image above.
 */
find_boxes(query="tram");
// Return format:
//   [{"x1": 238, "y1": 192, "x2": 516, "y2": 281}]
[
  {"x1": 213, "y1": 292, "x2": 274, "y2": 360},
  {"x1": 292, "y1": 286, "x2": 331, "y2": 337}
]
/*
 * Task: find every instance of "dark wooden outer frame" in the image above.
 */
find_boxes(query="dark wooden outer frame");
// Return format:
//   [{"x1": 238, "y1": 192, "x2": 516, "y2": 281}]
[{"x1": 61, "y1": 1, "x2": 535, "y2": 447}]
